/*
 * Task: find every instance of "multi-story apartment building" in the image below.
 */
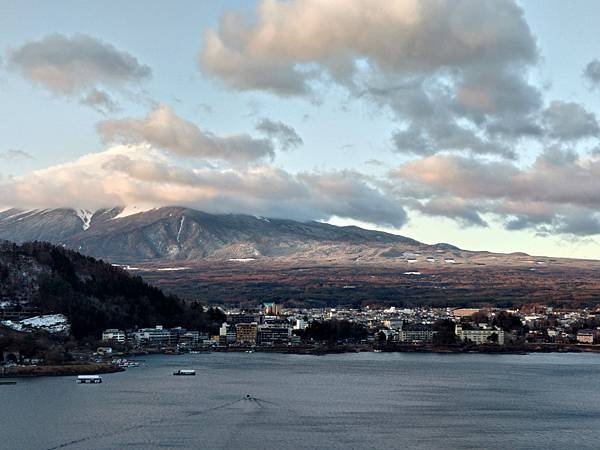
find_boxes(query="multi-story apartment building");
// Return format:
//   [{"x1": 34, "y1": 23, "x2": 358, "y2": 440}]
[
  {"x1": 455, "y1": 324, "x2": 505, "y2": 345},
  {"x1": 236, "y1": 322, "x2": 258, "y2": 345}
]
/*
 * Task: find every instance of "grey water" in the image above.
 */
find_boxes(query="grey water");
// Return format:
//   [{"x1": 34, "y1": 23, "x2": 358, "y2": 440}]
[{"x1": 2, "y1": 352, "x2": 600, "y2": 450}]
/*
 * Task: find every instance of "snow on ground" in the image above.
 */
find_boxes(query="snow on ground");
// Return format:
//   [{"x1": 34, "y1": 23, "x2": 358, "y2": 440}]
[
  {"x1": 112, "y1": 205, "x2": 156, "y2": 220},
  {"x1": 404, "y1": 271, "x2": 421, "y2": 275},
  {"x1": 1, "y1": 320, "x2": 23, "y2": 331},
  {"x1": 112, "y1": 264, "x2": 141, "y2": 271},
  {"x1": 155, "y1": 267, "x2": 190, "y2": 271},
  {"x1": 75, "y1": 209, "x2": 94, "y2": 230},
  {"x1": 0, "y1": 209, "x2": 38, "y2": 221},
  {"x1": 176, "y1": 216, "x2": 185, "y2": 243},
  {"x1": 444, "y1": 259, "x2": 456, "y2": 264},
  {"x1": 228, "y1": 258, "x2": 257, "y2": 262},
  {"x1": 2, "y1": 314, "x2": 70, "y2": 334}
]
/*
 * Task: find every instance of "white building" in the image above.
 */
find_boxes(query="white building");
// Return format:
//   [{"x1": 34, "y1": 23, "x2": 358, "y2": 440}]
[
  {"x1": 131, "y1": 325, "x2": 174, "y2": 346},
  {"x1": 102, "y1": 329, "x2": 126, "y2": 343},
  {"x1": 455, "y1": 324, "x2": 505, "y2": 345},
  {"x1": 293, "y1": 318, "x2": 308, "y2": 330}
]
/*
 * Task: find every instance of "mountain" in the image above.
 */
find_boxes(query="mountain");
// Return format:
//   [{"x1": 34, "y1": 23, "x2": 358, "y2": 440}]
[
  {"x1": 3, "y1": 207, "x2": 600, "y2": 309},
  {"x1": 0, "y1": 206, "x2": 452, "y2": 263},
  {"x1": 0, "y1": 240, "x2": 224, "y2": 339}
]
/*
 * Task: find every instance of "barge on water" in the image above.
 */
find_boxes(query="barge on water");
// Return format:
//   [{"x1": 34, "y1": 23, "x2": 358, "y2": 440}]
[
  {"x1": 77, "y1": 375, "x2": 102, "y2": 384},
  {"x1": 173, "y1": 369, "x2": 196, "y2": 376}
]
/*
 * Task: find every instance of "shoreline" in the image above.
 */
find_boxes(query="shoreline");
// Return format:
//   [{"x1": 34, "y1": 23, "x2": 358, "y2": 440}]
[
  {"x1": 136, "y1": 342, "x2": 600, "y2": 357},
  {"x1": 3, "y1": 344, "x2": 600, "y2": 379},
  {"x1": 0, "y1": 362, "x2": 124, "y2": 378}
]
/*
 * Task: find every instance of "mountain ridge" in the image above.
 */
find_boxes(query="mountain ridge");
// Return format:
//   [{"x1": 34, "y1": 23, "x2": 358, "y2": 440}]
[{"x1": 0, "y1": 206, "x2": 465, "y2": 263}]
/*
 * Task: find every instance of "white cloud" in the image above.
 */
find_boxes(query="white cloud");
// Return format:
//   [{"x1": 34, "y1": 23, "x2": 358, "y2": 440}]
[
  {"x1": 97, "y1": 104, "x2": 275, "y2": 164},
  {"x1": 0, "y1": 144, "x2": 407, "y2": 227}
]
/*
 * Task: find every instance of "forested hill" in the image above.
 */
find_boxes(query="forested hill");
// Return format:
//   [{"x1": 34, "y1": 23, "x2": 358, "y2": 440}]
[{"x1": 0, "y1": 241, "x2": 224, "y2": 339}]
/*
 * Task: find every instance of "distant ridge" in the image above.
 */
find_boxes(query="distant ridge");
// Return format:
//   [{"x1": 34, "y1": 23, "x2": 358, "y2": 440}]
[{"x1": 0, "y1": 206, "x2": 461, "y2": 263}]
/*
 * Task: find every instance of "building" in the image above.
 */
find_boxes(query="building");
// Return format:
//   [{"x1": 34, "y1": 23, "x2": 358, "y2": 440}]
[
  {"x1": 452, "y1": 308, "x2": 484, "y2": 319},
  {"x1": 132, "y1": 325, "x2": 176, "y2": 347},
  {"x1": 576, "y1": 329, "x2": 597, "y2": 344},
  {"x1": 397, "y1": 324, "x2": 436, "y2": 343},
  {"x1": 219, "y1": 322, "x2": 237, "y2": 344},
  {"x1": 236, "y1": 322, "x2": 258, "y2": 345},
  {"x1": 263, "y1": 302, "x2": 282, "y2": 316},
  {"x1": 178, "y1": 331, "x2": 200, "y2": 348},
  {"x1": 455, "y1": 324, "x2": 504, "y2": 345},
  {"x1": 228, "y1": 313, "x2": 263, "y2": 325},
  {"x1": 383, "y1": 319, "x2": 403, "y2": 330},
  {"x1": 257, "y1": 325, "x2": 291, "y2": 345},
  {"x1": 293, "y1": 318, "x2": 308, "y2": 330},
  {"x1": 101, "y1": 329, "x2": 126, "y2": 343}
]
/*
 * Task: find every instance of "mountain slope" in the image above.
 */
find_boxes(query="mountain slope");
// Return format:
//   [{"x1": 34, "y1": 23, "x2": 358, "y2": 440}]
[
  {"x1": 0, "y1": 240, "x2": 224, "y2": 338},
  {"x1": 0, "y1": 207, "x2": 444, "y2": 263}
]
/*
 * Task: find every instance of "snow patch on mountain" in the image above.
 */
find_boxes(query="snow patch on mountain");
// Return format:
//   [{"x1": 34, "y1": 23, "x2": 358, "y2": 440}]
[
  {"x1": 2, "y1": 314, "x2": 70, "y2": 334},
  {"x1": 112, "y1": 205, "x2": 156, "y2": 220},
  {"x1": 76, "y1": 209, "x2": 94, "y2": 230}
]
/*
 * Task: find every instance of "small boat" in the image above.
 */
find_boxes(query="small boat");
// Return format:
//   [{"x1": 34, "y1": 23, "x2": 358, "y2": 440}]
[
  {"x1": 173, "y1": 369, "x2": 196, "y2": 376},
  {"x1": 77, "y1": 375, "x2": 102, "y2": 384},
  {"x1": 373, "y1": 349, "x2": 383, "y2": 353},
  {"x1": 0, "y1": 381, "x2": 17, "y2": 385}
]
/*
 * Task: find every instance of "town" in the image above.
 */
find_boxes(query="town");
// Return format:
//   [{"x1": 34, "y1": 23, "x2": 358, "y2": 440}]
[{"x1": 96, "y1": 302, "x2": 600, "y2": 355}]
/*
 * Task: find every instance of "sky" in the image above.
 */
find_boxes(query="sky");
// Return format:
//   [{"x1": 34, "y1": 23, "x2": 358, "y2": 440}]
[{"x1": 2, "y1": 0, "x2": 600, "y2": 258}]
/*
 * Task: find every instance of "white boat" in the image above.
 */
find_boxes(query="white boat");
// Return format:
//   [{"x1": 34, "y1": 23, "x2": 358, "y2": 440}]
[
  {"x1": 77, "y1": 375, "x2": 102, "y2": 384},
  {"x1": 173, "y1": 369, "x2": 196, "y2": 376}
]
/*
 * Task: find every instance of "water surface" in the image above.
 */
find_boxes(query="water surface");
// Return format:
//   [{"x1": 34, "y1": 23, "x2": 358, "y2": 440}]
[{"x1": 2, "y1": 352, "x2": 600, "y2": 449}]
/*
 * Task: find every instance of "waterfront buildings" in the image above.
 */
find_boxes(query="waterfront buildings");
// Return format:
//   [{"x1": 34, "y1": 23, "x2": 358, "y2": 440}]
[
  {"x1": 397, "y1": 324, "x2": 436, "y2": 343},
  {"x1": 236, "y1": 322, "x2": 258, "y2": 345},
  {"x1": 455, "y1": 324, "x2": 505, "y2": 345},
  {"x1": 101, "y1": 329, "x2": 126, "y2": 343}
]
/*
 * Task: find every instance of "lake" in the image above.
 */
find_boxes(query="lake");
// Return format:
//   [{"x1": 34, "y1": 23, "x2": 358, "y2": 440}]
[{"x1": 2, "y1": 352, "x2": 600, "y2": 449}]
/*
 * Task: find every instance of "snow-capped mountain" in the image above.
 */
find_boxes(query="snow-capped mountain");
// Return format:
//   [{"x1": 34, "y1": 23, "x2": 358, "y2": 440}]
[{"x1": 0, "y1": 206, "x2": 451, "y2": 263}]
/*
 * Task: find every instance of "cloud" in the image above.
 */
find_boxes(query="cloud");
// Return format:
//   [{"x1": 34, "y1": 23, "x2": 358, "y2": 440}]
[
  {"x1": 0, "y1": 145, "x2": 407, "y2": 227},
  {"x1": 7, "y1": 33, "x2": 151, "y2": 110},
  {"x1": 392, "y1": 147, "x2": 600, "y2": 235},
  {"x1": 200, "y1": 0, "x2": 535, "y2": 95},
  {"x1": 80, "y1": 88, "x2": 119, "y2": 114},
  {"x1": 97, "y1": 104, "x2": 275, "y2": 164},
  {"x1": 255, "y1": 118, "x2": 303, "y2": 150},
  {"x1": 200, "y1": 0, "x2": 541, "y2": 159},
  {"x1": 584, "y1": 59, "x2": 600, "y2": 88},
  {"x1": 0, "y1": 149, "x2": 34, "y2": 161},
  {"x1": 542, "y1": 101, "x2": 599, "y2": 140}
]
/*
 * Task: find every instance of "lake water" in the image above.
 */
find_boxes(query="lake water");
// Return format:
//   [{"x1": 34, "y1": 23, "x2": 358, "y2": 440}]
[{"x1": 2, "y1": 352, "x2": 600, "y2": 449}]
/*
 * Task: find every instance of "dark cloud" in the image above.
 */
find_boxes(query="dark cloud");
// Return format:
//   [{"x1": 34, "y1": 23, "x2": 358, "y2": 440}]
[
  {"x1": 392, "y1": 147, "x2": 600, "y2": 235},
  {"x1": 80, "y1": 88, "x2": 119, "y2": 114},
  {"x1": 255, "y1": 118, "x2": 303, "y2": 151},
  {"x1": 0, "y1": 149, "x2": 34, "y2": 161},
  {"x1": 542, "y1": 101, "x2": 599, "y2": 140},
  {"x1": 584, "y1": 59, "x2": 600, "y2": 87}
]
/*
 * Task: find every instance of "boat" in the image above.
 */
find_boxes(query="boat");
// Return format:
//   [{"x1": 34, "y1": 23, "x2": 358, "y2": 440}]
[
  {"x1": 77, "y1": 375, "x2": 102, "y2": 384},
  {"x1": 373, "y1": 349, "x2": 383, "y2": 353},
  {"x1": 0, "y1": 381, "x2": 17, "y2": 385},
  {"x1": 173, "y1": 369, "x2": 196, "y2": 376}
]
